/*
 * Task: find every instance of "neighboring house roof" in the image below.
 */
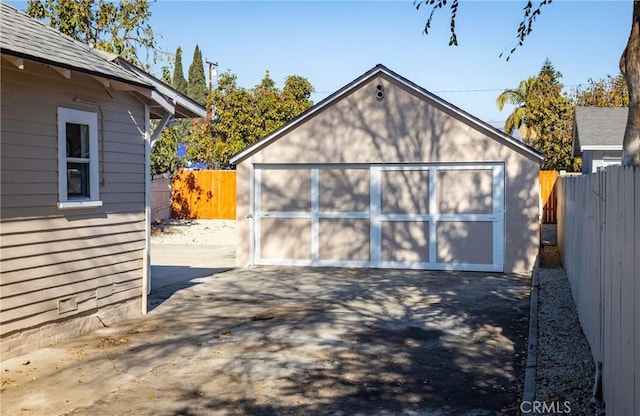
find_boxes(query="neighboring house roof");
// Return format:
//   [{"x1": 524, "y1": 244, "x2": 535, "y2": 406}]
[
  {"x1": 573, "y1": 106, "x2": 627, "y2": 157},
  {"x1": 230, "y1": 64, "x2": 544, "y2": 164},
  {"x1": 0, "y1": 2, "x2": 205, "y2": 119}
]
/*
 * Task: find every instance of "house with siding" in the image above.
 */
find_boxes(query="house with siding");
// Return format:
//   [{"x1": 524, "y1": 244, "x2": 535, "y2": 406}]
[
  {"x1": 0, "y1": 2, "x2": 205, "y2": 359},
  {"x1": 572, "y1": 106, "x2": 627, "y2": 173}
]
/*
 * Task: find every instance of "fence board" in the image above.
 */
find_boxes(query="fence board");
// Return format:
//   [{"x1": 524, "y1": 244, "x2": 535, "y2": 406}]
[
  {"x1": 539, "y1": 170, "x2": 559, "y2": 224},
  {"x1": 172, "y1": 170, "x2": 236, "y2": 219},
  {"x1": 558, "y1": 165, "x2": 639, "y2": 415},
  {"x1": 150, "y1": 174, "x2": 172, "y2": 222},
  {"x1": 635, "y1": 172, "x2": 640, "y2": 415}
]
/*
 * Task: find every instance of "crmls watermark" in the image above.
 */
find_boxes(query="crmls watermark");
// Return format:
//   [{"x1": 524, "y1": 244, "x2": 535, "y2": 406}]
[{"x1": 520, "y1": 400, "x2": 572, "y2": 414}]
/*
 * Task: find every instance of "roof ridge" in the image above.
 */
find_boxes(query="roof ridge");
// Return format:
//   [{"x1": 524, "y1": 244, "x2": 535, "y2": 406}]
[{"x1": 230, "y1": 64, "x2": 543, "y2": 164}]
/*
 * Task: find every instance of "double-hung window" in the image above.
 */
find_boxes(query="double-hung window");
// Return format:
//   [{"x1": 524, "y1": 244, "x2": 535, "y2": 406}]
[{"x1": 57, "y1": 107, "x2": 102, "y2": 209}]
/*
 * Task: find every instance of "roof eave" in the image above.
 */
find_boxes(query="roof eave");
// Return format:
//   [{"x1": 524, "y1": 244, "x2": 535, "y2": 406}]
[
  {"x1": 0, "y1": 49, "x2": 152, "y2": 90},
  {"x1": 230, "y1": 65, "x2": 543, "y2": 165},
  {"x1": 114, "y1": 58, "x2": 206, "y2": 119},
  {"x1": 581, "y1": 145, "x2": 623, "y2": 151}
]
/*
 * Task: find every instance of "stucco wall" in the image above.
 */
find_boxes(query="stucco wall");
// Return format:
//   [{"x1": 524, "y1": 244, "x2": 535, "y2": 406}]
[
  {"x1": 0, "y1": 60, "x2": 146, "y2": 358},
  {"x1": 236, "y1": 73, "x2": 540, "y2": 274}
]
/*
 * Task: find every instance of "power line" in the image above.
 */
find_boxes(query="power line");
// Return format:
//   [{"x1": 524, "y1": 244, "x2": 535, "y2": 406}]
[{"x1": 312, "y1": 83, "x2": 587, "y2": 95}]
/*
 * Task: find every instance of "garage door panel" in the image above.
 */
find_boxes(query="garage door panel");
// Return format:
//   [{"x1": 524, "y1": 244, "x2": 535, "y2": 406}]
[
  {"x1": 436, "y1": 221, "x2": 493, "y2": 264},
  {"x1": 254, "y1": 164, "x2": 504, "y2": 271},
  {"x1": 381, "y1": 221, "x2": 429, "y2": 262},
  {"x1": 260, "y1": 218, "x2": 311, "y2": 260},
  {"x1": 319, "y1": 169, "x2": 370, "y2": 212},
  {"x1": 437, "y1": 170, "x2": 493, "y2": 214},
  {"x1": 381, "y1": 170, "x2": 429, "y2": 215},
  {"x1": 260, "y1": 169, "x2": 311, "y2": 212},
  {"x1": 319, "y1": 218, "x2": 370, "y2": 261}
]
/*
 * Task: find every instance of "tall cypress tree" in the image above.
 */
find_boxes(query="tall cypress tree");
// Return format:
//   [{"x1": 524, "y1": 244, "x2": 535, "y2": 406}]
[
  {"x1": 172, "y1": 47, "x2": 188, "y2": 94},
  {"x1": 187, "y1": 45, "x2": 208, "y2": 106}
]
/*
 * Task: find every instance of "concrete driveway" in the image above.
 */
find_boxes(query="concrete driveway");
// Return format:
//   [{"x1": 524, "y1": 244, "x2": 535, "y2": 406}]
[{"x1": 1, "y1": 267, "x2": 530, "y2": 416}]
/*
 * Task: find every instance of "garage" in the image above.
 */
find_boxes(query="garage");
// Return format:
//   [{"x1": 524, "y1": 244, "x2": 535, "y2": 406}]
[{"x1": 232, "y1": 65, "x2": 542, "y2": 274}]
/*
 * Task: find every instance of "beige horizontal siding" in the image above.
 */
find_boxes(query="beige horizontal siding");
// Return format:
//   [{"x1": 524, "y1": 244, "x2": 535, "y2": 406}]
[
  {"x1": 1, "y1": 240, "x2": 144, "y2": 274},
  {"x1": 2, "y1": 267, "x2": 141, "y2": 311},
  {"x1": 0, "y1": 212, "x2": 144, "y2": 233},
  {"x1": 1, "y1": 249, "x2": 143, "y2": 285},
  {"x1": 1, "y1": 292, "x2": 102, "y2": 336},
  {"x1": 1, "y1": 229, "x2": 145, "y2": 261},
  {"x1": 1, "y1": 259, "x2": 141, "y2": 297},
  {"x1": 0, "y1": 59, "x2": 147, "y2": 341}
]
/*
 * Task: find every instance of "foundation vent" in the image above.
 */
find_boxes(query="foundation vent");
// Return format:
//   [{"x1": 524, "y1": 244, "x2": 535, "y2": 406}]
[{"x1": 58, "y1": 296, "x2": 78, "y2": 314}]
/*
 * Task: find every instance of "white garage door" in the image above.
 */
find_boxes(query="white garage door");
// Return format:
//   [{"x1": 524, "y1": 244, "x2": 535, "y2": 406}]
[{"x1": 252, "y1": 163, "x2": 504, "y2": 272}]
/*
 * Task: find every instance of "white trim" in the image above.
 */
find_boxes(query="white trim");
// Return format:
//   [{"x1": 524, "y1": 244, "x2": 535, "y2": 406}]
[
  {"x1": 492, "y1": 165, "x2": 505, "y2": 270},
  {"x1": 142, "y1": 104, "x2": 151, "y2": 314},
  {"x1": 428, "y1": 168, "x2": 437, "y2": 263},
  {"x1": 150, "y1": 112, "x2": 173, "y2": 147},
  {"x1": 56, "y1": 200, "x2": 103, "y2": 210},
  {"x1": 377, "y1": 261, "x2": 502, "y2": 272},
  {"x1": 311, "y1": 169, "x2": 319, "y2": 263},
  {"x1": 253, "y1": 163, "x2": 506, "y2": 272},
  {"x1": 377, "y1": 213, "x2": 497, "y2": 222},
  {"x1": 150, "y1": 90, "x2": 175, "y2": 116},
  {"x1": 370, "y1": 166, "x2": 382, "y2": 263},
  {"x1": 581, "y1": 145, "x2": 623, "y2": 151},
  {"x1": 249, "y1": 163, "x2": 256, "y2": 265},
  {"x1": 57, "y1": 107, "x2": 101, "y2": 208},
  {"x1": 254, "y1": 168, "x2": 263, "y2": 263}
]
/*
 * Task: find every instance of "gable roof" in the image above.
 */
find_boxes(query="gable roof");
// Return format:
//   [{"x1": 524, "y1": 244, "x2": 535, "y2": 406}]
[
  {"x1": 0, "y1": 2, "x2": 205, "y2": 119},
  {"x1": 572, "y1": 106, "x2": 627, "y2": 156},
  {"x1": 230, "y1": 64, "x2": 543, "y2": 164}
]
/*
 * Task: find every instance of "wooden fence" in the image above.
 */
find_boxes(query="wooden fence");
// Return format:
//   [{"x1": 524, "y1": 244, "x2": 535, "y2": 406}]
[
  {"x1": 150, "y1": 174, "x2": 172, "y2": 222},
  {"x1": 172, "y1": 169, "x2": 236, "y2": 219},
  {"x1": 557, "y1": 165, "x2": 639, "y2": 415},
  {"x1": 539, "y1": 170, "x2": 558, "y2": 224}
]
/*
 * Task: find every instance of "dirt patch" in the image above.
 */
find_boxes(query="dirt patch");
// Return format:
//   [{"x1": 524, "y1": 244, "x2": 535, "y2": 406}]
[
  {"x1": 151, "y1": 219, "x2": 236, "y2": 246},
  {"x1": 539, "y1": 245, "x2": 561, "y2": 268}
]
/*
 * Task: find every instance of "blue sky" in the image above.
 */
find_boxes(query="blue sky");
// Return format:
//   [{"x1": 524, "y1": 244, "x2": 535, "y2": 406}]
[
  {"x1": 147, "y1": 0, "x2": 631, "y2": 128},
  {"x1": 10, "y1": 0, "x2": 633, "y2": 128}
]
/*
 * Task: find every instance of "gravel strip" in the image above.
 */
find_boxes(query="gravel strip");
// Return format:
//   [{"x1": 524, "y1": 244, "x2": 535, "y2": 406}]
[{"x1": 534, "y1": 246, "x2": 596, "y2": 414}]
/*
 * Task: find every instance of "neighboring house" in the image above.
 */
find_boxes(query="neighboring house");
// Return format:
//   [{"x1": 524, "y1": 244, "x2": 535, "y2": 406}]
[
  {"x1": 572, "y1": 106, "x2": 628, "y2": 174},
  {"x1": 0, "y1": 2, "x2": 205, "y2": 359},
  {"x1": 231, "y1": 65, "x2": 543, "y2": 275}
]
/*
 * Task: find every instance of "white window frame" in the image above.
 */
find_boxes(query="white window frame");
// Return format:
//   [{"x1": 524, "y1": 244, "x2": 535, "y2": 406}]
[{"x1": 57, "y1": 107, "x2": 102, "y2": 209}]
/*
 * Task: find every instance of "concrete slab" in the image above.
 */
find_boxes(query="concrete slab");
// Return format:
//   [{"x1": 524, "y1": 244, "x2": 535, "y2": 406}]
[
  {"x1": 150, "y1": 244, "x2": 235, "y2": 291},
  {"x1": 1, "y1": 267, "x2": 531, "y2": 416}
]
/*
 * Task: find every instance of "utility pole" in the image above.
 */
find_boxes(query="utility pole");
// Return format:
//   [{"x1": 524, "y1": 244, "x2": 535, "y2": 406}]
[{"x1": 205, "y1": 60, "x2": 218, "y2": 92}]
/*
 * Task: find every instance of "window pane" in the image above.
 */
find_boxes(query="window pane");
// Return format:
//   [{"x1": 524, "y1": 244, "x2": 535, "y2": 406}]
[
  {"x1": 66, "y1": 123, "x2": 90, "y2": 158},
  {"x1": 67, "y1": 162, "x2": 90, "y2": 197}
]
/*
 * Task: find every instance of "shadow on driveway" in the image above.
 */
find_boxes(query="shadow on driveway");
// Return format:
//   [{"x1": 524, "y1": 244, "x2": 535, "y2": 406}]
[{"x1": 1, "y1": 267, "x2": 530, "y2": 416}]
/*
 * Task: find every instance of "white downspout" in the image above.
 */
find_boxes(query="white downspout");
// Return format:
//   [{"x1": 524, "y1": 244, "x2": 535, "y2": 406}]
[{"x1": 142, "y1": 104, "x2": 151, "y2": 314}]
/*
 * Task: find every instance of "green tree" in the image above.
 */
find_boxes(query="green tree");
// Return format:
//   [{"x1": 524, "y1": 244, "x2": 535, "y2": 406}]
[
  {"x1": 526, "y1": 64, "x2": 578, "y2": 171},
  {"x1": 573, "y1": 75, "x2": 629, "y2": 107},
  {"x1": 172, "y1": 47, "x2": 188, "y2": 95},
  {"x1": 187, "y1": 45, "x2": 208, "y2": 106},
  {"x1": 414, "y1": 0, "x2": 640, "y2": 167},
  {"x1": 497, "y1": 61, "x2": 579, "y2": 171},
  {"x1": 185, "y1": 71, "x2": 314, "y2": 167},
  {"x1": 496, "y1": 77, "x2": 538, "y2": 142},
  {"x1": 25, "y1": 0, "x2": 159, "y2": 67},
  {"x1": 150, "y1": 49, "x2": 189, "y2": 175}
]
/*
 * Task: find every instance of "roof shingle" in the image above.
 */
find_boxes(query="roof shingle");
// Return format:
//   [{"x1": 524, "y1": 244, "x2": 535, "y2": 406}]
[
  {"x1": 0, "y1": 2, "x2": 150, "y2": 88},
  {"x1": 574, "y1": 106, "x2": 628, "y2": 151}
]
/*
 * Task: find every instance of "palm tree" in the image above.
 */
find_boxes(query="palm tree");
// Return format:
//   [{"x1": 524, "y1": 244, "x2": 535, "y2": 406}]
[{"x1": 496, "y1": 77, "x2": 538, "y2": 143}]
